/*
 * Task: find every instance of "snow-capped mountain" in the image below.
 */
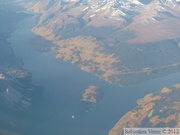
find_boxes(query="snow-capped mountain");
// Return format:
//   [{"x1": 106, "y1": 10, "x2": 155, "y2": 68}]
[
  {"x1": 22, "y1": 0, "x2": 180, "y2": 43},
  {"x1": 20, "y1": 0, "x2": 180, "y2": 85},
  {"x1": 55, "y1": 0, "x2": 179, "y2": 18}
]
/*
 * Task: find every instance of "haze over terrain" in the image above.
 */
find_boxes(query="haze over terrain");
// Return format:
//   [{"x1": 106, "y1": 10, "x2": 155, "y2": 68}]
[
  {"x1": 21, "y1": 0, "x2": 180, "y2": 85},
  {"x1": 19, "y1": 1, "x2": 180, "y2": 134},
  {"x1": 0, "y1": 2, "x2": 43, "y2": 134},
  {"x1": 0, "y1": 0, "x2": 180, "y2": 135}
]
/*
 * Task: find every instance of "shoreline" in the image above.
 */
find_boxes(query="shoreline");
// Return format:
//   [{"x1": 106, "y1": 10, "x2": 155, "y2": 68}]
[{"x1": 0, "y1": 2, "x2": 43, "y2": 134}]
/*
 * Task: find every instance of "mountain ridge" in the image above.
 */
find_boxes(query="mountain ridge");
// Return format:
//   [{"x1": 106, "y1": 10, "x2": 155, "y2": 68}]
[
  {"x1": 22, "y1": 0, "x2": 180, "y2": 42},
  {"x1": 20, "y1": 0, "x2": 180, "y2": 85}
]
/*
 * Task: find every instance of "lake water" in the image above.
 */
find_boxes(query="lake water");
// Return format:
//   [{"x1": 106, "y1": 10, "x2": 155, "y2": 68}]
[{"x1": 7, "y1": 14, "x2": 180, "y2": 135}]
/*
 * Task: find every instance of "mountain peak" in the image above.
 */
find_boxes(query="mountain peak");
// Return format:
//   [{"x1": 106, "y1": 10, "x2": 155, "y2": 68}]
[{"x1": 23, "y1": 0, "x2": 180, "y2": 43}]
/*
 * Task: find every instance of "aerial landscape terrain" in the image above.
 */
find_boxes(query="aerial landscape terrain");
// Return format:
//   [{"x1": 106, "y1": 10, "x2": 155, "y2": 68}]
[
  {"x1": 0, "y1": 0, "x2": 180, "y2": 135},
  {"x1": 109, "y1": 84, "x2": 180, "y2": 135},
  {"x1": 22, "y1": 0, "x2": 180, "y2": 85}
]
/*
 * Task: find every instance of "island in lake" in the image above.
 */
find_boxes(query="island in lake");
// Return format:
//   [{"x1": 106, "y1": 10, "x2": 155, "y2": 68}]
[
  {"x1": 1, "y1": 0, "x2": 180, "y2": 135},
  {"x1": 82, "y1": 86, "x2": 104, "y2": 103}
]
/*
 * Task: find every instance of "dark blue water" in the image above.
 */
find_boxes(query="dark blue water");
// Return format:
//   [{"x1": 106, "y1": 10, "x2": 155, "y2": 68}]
[{"x1": 7, "y1": 14, "x2": 180, "y2": 135}]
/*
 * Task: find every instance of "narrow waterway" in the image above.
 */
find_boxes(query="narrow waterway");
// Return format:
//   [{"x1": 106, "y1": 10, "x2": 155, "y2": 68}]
[{"x1": 7, "y1": 13, "x2": 180, "y2": 135}]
